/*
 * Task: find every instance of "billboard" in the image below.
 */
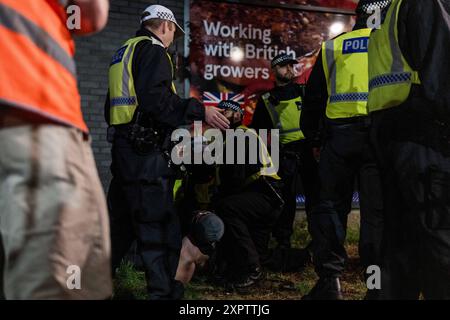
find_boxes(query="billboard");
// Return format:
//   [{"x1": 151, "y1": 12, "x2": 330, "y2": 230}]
[
  {"x1": 282, "y1": 0, "x2": 358, "y2": 10},
  {"x1": 188, "y1": 0, "x2": 357, "y2": 124}
]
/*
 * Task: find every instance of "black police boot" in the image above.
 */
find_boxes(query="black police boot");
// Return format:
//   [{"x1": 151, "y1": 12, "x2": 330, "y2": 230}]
[
  {"x1": 231, "y1": 266, "x2": 262, "y2": 289},
  {"x1": 249, "y1": 266, "x2": 263, "y2": 281},
  {"x1": 302, "y1": 277, "x2": 344, "y2": 300}
]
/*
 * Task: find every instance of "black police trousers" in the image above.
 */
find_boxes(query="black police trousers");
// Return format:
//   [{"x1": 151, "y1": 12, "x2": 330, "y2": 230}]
[
  {"x1": 272, "y1": 140, "x2": 319, "y2": 246},
  {"x1": 310, "y1": 118, "x2": 384, "y2": 279},
  {"x1": 215, "y1": 181, "x2": 282, "y2": 275},
  {"x1": 371, "y1": 105, "x2": 450, "y2": 299},
  {"x1": 108, "y1": 135, "x2": 183, "y2": 300}
]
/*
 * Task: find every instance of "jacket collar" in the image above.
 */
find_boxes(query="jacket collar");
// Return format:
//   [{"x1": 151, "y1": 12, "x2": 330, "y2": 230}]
[{"x1": 136, "y1": 28, "x2": 166, "y2": 49}]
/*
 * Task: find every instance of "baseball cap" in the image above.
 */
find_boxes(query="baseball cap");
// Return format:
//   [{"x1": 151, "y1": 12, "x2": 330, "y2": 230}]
[
  {"x1": 217, "y1": 100, "x2": 244, "y2": 116},
  {"x1": 271, "y1": 54, "x2": 298, "y2": 68},
  {"x1": 140, "y1": 4, "x2": 185, "y2": 37},
  {"x1": 190, "y1": 211, "x2": 225, "y2": 256}
]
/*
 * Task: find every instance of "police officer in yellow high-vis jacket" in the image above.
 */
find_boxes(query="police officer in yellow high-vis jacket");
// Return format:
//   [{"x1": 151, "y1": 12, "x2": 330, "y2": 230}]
[
  {"x1": 368, "y1": 0, "x2": 450, "y2": 299},
  {"x1": 212, "y1": 100, "x2": 285, "y2": 290},
  {"x1": 104, "y1": 4, "x2": 230, "y2": 300},
  {"x1": 301, "y1": 0, "x2": 390, "y2": 300},
  {"x1": 251, "y1": 54, "x2": 319, "y2": 252}
]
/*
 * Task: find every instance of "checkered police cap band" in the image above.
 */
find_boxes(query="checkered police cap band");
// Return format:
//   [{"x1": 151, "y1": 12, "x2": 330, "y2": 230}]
[
  {"x1": 218, "y1": 100, "x2": 244, "y2": 115},
  {"x1": 141, "y1": 10, "x2": 176, "y2": 24},
  {"x1": 271, "y1": 54, "x2": 297, "y2": 68},
  {"x1": 359, "y1": 0, "x2": 392, "y2": 13},
  {"x1": 156, "y1": 11, "x2": 175, "y2": 22}
]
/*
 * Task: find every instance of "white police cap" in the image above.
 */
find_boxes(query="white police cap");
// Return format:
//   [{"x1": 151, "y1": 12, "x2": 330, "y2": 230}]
[{"x1": 141, "y1": 4, "x2": 185, "y2": 36}]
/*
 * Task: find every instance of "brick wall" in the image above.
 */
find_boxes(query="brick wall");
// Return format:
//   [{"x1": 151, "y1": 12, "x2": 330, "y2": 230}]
[{"x1": 75, "y1": 0, "x2": 186, "y2": 190}]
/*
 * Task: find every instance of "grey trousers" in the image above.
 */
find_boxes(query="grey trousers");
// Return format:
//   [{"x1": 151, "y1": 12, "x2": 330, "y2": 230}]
[{"x1": 0, "y1": 123, "x2": 112, "y2": 299}]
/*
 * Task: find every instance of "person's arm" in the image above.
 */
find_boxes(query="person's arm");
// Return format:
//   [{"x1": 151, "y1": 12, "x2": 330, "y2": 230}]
[
  {"x1": 398, "y1": 0, "x2": 450, "y2": 114},
  {"x1": 175, "y1": 238, "x2": 209, "y2": 285},
  {"x1": 301, "y1": 50, "x2": 328, "y2": 146},
  {"x1": 175, "y1": 238, "x2": 197, "y2": 285},
  {"x1": 70, "y1": 0, "x2": 109, "y2": 35},
  {"x1": 175, "y1": 256, "x2": 196, "y2": 285},
  {"x1": 134, "y1": 42, "x2": 229, "y2": 129},
  {"x1": 134, "y1": 42, "x2": 203, "y2": 127}
]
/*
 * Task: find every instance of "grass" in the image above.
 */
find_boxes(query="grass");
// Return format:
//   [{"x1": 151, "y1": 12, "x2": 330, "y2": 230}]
[
  {"x1": 113, "y1": 261, "x2": 149, "y2": 300},
  {"x1": 113, "y1": 211, "x2": 366, "y2": 300}
]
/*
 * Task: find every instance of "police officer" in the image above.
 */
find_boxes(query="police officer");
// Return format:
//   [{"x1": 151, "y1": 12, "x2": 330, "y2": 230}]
[
  {"x1": 214, "y1": 100, "x2": 284, "y2": 289},
  {"x1": 301, "y1": 0, "x2": 389, "y2": 300},
  {"x1": 105, "y1": 5, "x2": 229, "y2": 300},
  {"x1": 368, "y1": 0, "x2": 450, "y2": 299},
  {"x1": 251, "y1": 54, "x2": 319, "y2": 250}
]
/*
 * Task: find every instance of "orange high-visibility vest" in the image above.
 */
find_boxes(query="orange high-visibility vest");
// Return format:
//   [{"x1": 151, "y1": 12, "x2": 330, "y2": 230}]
[{"x1": 0, "y1": 0, "x2": 87, "y2": 132}]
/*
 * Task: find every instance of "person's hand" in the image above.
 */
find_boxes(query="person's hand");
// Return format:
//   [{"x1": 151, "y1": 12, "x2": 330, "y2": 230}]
[
  {"x1": 71, "y1": 0, "x2": 109, "y2": 35},
  {"x1": 205, "y1": 107, "x2": 230, "y2": 131}
]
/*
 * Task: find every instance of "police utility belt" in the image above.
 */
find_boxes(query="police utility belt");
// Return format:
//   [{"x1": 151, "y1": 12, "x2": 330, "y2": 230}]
[{"x1": 107, "y1": 112, "x2": 170, "y2": 155}]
